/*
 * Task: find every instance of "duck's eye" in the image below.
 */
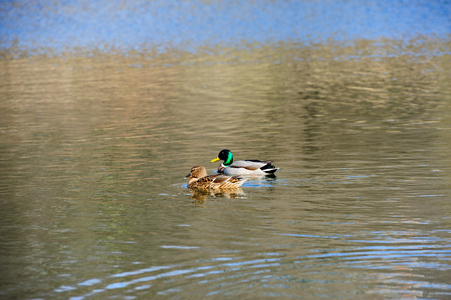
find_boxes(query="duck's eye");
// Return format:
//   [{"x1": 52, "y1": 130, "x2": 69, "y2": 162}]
[{"x1": 219, "y1": 150, "x2": 230, "y2": 159}]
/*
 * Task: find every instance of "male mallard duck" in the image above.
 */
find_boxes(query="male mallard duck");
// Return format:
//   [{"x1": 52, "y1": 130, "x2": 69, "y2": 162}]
[
  {"x1": 210, "y1": 149, "x2": 279, "y2": 176},
  {"x1": 185, "y1": 165, "x2": 247, "y2": 190}
]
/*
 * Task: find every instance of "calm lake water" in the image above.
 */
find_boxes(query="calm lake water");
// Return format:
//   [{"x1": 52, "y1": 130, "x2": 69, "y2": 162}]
[
  {"x1": 1, "y1": 1, "x2": 451, "y2": 298},
  {"x1": 1, "y1": 41, "x2": 450, "y2": 299}
]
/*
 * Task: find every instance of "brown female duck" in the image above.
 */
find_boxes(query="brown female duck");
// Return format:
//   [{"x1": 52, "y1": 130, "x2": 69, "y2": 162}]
[{"x1": 185, "y1": 165, "x2": 246, "y2": 190}]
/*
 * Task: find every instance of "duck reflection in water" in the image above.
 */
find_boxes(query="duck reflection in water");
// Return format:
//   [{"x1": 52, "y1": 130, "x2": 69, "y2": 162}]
[
  {"x1": 184, "y1": 165, "x2": 246, "y2": 201},
  {"x1": 188, "y1": 189, "x2": 246, "y2": 204}
]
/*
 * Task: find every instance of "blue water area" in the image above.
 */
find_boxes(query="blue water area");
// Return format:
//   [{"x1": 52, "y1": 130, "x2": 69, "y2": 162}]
[{"x1": 0, "y1": 0, "x2": 450, "y2": 54}]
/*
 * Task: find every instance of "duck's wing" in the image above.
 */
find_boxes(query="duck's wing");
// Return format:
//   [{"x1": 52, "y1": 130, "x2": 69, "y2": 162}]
[
  {"x1": 211, "y1": 174, "x2": 232, "y2": 184},
  {"x1": 190, "y1": 175, "x2": 230, "y2": 189},
  {"x1": 230, "y1": 160, "x2": 270, "y2": 170},
  {"x1": 212, "y1": 174, "x2": 246, "y2": 188}
]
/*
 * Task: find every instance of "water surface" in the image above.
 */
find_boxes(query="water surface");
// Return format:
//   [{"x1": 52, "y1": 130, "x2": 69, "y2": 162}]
[
  {"x1": 1, "y1": 1, "x2": 451, "y2": 298},
  {"x1": 1, "y1": 41, "x2": 451, "y2": 299}
]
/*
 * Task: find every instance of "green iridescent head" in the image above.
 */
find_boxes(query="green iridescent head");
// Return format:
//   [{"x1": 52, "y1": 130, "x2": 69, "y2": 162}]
[{"x1": 210, "y1": 149, "x2": 234, "y2": 166}]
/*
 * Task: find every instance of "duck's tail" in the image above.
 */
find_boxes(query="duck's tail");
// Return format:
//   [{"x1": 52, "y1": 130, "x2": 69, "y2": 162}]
[{"x1": 261, "y1": 161, "x2": 279, "y2": 174}]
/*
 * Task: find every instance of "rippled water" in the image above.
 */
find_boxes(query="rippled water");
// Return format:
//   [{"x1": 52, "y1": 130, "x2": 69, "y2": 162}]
[{"x1": 1, "y1": 41, "x2": 451, "y2": 299}]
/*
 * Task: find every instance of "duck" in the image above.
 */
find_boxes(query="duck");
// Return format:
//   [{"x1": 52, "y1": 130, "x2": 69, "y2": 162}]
[
  {"x1": 184, "y1": 165, "x2": 247, "y2": 191},
  {"x1": 210, "y1": 149, "x2": 279, "y2": 176}
]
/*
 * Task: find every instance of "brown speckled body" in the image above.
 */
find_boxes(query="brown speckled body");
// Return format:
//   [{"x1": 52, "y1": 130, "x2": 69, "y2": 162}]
[{"x1": 185, "y1": 165, "x2": 246, "y2": 191}]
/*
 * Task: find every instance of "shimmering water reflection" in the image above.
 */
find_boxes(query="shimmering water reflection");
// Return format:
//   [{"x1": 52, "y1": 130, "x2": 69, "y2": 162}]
[{"x1": 1, "y1": 41, "x2": 451, "y2": 299}]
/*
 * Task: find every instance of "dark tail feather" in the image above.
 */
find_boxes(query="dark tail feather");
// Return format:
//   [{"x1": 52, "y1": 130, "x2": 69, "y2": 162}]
[{"x1": 261, "y1": 161, "x2": 279, "y2": 174}]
